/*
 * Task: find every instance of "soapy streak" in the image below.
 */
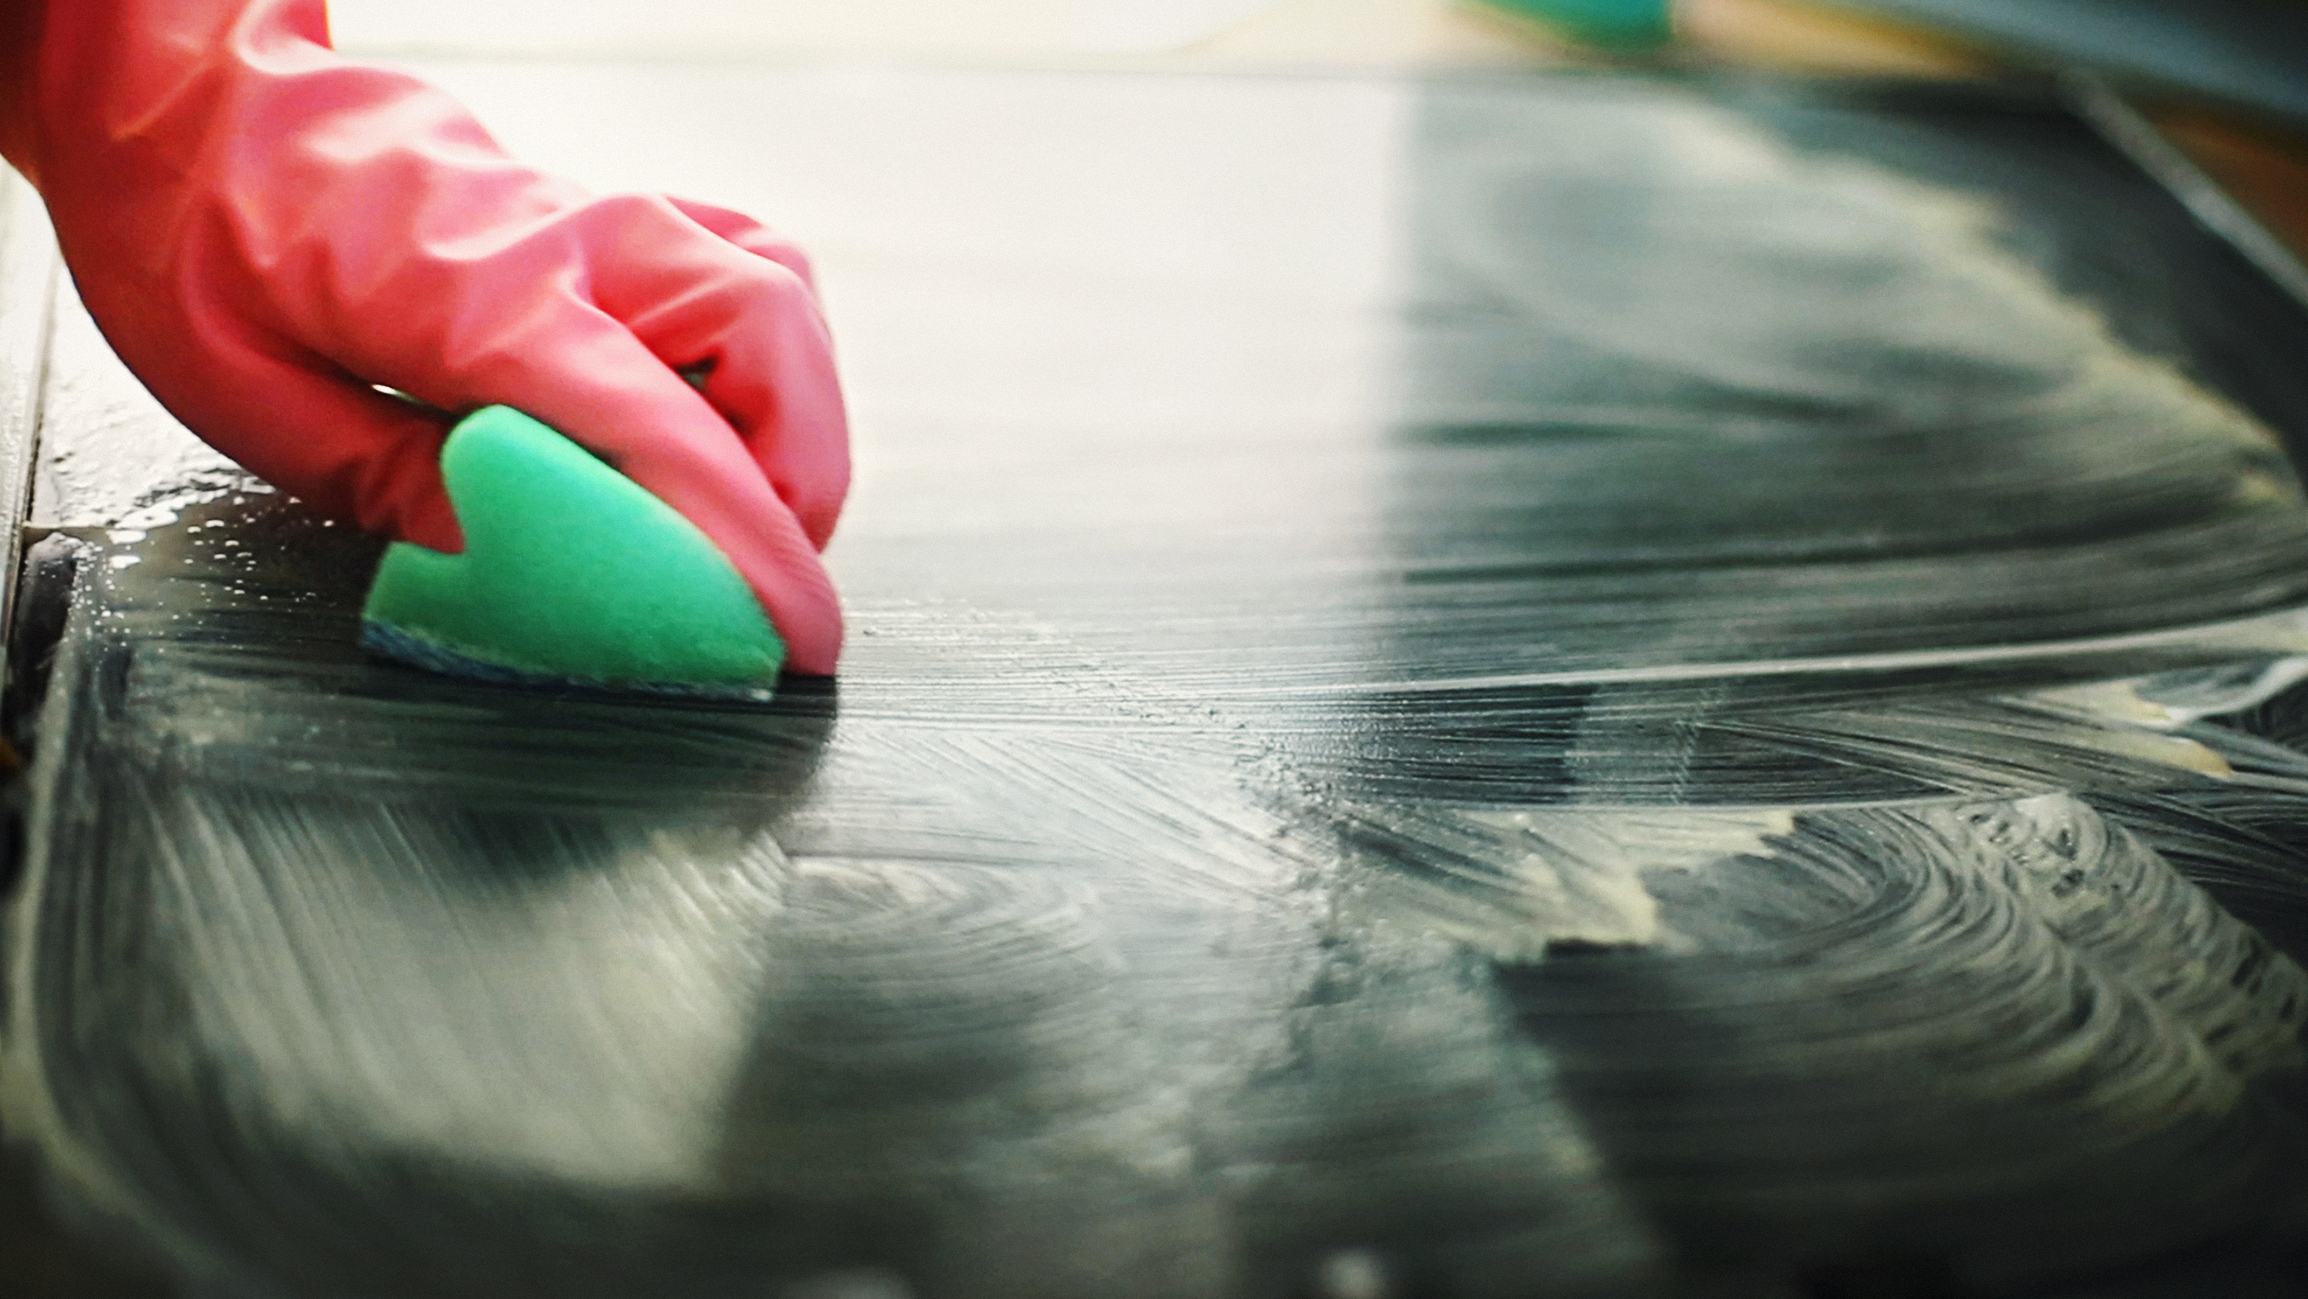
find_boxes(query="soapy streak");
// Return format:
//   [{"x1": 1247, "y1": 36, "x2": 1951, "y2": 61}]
[
  {"x1": 17, "y1": 472, "x2": 2308, "y2": 1298},
  {"x1": 14, "y1": 67, "x2": 2308, "y2": 1297}
]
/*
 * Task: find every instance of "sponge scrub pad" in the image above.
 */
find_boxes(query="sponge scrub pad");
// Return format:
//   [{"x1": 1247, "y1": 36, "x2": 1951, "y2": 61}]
[{"x1": 360, "y1": 405, "x2": 786, "y2": 693}]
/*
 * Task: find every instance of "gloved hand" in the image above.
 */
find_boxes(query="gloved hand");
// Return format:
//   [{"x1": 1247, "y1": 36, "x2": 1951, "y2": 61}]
[{"x1": 0, "y1": 0, "x2": 848, "y2": 673}]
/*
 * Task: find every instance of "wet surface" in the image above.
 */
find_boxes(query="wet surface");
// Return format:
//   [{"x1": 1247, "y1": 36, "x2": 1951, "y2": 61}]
[{"x1": 10, "y1": 65, "x2": 2308, "y2": 1297}]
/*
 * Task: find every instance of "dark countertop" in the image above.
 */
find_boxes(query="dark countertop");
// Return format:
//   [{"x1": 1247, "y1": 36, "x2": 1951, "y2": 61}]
[{"x1": 7, "y1": 55, "x2": 2308, "y2": 1299}]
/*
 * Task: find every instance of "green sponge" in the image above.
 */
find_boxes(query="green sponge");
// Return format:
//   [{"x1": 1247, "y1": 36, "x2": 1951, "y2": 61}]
[
  {"x1": 1479, "y1": 0, "x2": 1672, "y2": 48},
  {"x1": 360, "y1": 405, "x2": 785, "y2": 693}
]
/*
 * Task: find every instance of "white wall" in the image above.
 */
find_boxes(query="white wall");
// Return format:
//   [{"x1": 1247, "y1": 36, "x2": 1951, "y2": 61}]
[{"x1": 326, "y1": 0, "x2": 1294, "y2": 57}]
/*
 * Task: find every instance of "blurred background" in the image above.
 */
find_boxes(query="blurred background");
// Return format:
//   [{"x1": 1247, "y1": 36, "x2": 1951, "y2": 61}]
[{"x1": 315, "y1": 0, "x2": 2307, "y2": 258}]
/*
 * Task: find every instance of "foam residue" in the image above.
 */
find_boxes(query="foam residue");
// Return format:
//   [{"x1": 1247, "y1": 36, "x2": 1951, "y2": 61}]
[{"x1": 13, "y1": 64, "x2": 2308, "y2": 1299}]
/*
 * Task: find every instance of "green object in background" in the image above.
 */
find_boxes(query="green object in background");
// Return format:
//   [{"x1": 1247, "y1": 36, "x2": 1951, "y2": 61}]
[
  {"x1": 361, "y1": 405, "x2": 786, "y2": 691},
  {"x1": 1482, "y1": 0, "x2": 1674, "y2": 48}
]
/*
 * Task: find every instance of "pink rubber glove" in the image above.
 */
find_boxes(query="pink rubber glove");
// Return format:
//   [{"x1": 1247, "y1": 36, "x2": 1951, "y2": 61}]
[{"x1": 0, "y1": 0, "x2": 847, "y2": 673}]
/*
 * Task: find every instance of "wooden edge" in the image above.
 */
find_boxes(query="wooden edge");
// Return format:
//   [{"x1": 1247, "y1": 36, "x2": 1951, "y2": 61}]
[
  {"x1": 2065, "y1": 74, "x2": 2308, "y2": 316},
  {"x1": 2144, "y1": 99, "x2": 2308, "y2": 266},
  {"x1": 0, "y1": 170, "x2": 56, "y2": 671}
]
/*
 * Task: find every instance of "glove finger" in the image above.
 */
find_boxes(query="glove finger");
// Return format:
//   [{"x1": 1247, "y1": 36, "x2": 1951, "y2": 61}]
[
  {"x1": 133, "y1": 339, "x2": 465, "y2": 552},
  {"x1": 592, "y1": 199, "x2": 850, "y2": 552},
  {"x1": 664, "y1": 196, "x2": 821, "y2": 296},
  {"x1": 435, "y1": 299, "x2": 844, "y2": 674},
  {"x1": 619, "y1": 268, "x2": 849, "y2": 552}
]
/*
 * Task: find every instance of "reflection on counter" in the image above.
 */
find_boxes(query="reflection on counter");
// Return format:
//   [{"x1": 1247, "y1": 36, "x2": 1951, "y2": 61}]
[{"x1": 9, "y1": 64, "x2": 2308, "y2": 1298}]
